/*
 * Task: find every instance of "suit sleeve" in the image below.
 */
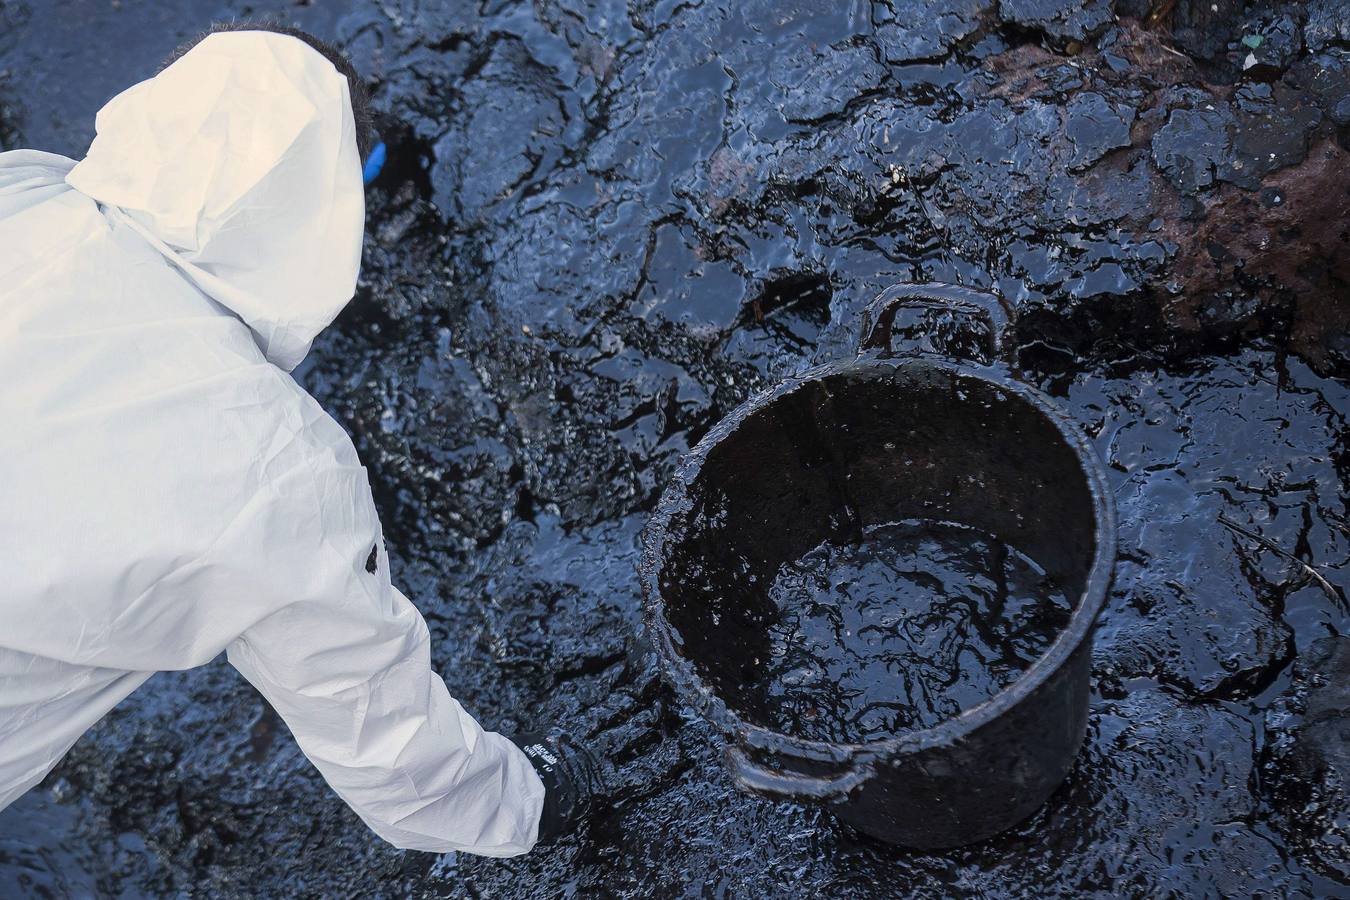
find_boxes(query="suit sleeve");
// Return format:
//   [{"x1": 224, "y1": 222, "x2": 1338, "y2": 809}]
[{"x1": 221, "y1": 375, "x2": 544, "y2": 856}]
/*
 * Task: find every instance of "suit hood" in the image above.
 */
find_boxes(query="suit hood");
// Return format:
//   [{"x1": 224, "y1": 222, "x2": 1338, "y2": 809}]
[{"x1": 65, "y1": 30, "x2": 365, "y2": 370}]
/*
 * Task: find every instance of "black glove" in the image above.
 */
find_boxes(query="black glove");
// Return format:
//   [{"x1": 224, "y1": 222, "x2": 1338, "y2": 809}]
[{"x1": 515, "y1": 732, "x2": 604, "y2": 846}]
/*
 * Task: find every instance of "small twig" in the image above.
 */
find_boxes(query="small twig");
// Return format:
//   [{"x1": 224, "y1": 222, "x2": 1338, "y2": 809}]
[
  {"x1": 1218, "y1": 513, "x2": 1346, "y2": 609},
  {"x1": 1145, "y1": 0, "x2": 1178, "y2": 29}
]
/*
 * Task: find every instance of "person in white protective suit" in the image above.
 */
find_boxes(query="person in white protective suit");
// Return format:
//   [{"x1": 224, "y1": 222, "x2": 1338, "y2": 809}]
[{"x1": 0, "y1": 24, "x2": 601, "y2": 856}]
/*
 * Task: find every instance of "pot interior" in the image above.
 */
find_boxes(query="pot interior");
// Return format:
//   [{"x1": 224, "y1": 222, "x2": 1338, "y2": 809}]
[{"x1": 655, "y1": 360, "x2": 1101, "y2": 743}]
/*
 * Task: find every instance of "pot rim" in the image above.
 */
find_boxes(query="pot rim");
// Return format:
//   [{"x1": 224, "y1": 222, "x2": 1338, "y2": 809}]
[{"x1": 640, "y1": 353, "x2": 1117, "y2": 767}]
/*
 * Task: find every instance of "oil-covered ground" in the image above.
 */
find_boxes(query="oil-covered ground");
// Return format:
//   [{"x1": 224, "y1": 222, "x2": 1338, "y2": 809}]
[{"x1": 1, "y1": 0, "x2": 1348, "y2": 896}]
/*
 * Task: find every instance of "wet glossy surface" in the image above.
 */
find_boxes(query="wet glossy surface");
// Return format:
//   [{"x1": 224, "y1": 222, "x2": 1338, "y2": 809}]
[
  {"x1": 1, "y1": 0, "x2": 1347, "y2": 896},
  {"x1": 752, "y1": 520, "x2": 1072, "y2": 742}
]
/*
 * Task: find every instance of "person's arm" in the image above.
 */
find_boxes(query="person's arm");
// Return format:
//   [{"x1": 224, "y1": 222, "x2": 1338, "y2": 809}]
[
  {"x1": 227, "y1": 587, "x2": 543, "y2": 855},
  {"x1": 219, "y1": 374, "x2": 543, "y2": 856}
]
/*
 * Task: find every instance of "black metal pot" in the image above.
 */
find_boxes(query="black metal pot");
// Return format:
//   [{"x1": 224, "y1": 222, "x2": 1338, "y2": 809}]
[{"x1": 640, "y1": 283, "x2": 1116, "y2": 849}]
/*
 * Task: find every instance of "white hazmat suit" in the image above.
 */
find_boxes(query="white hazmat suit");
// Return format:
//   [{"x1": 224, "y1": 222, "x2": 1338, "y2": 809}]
[{"x1": 0, "y1": 30, "x2": 544, "y2": 856}]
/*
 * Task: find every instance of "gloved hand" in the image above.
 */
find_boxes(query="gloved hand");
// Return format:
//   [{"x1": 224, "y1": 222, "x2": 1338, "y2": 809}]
[{"x1": 514, "y1": 732, "x2": 605, "y2": 846}]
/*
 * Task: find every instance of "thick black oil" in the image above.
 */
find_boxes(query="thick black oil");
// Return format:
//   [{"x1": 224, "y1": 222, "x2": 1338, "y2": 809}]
[
  {"x1": 2, "y1": 0, "x2": 1347, "y2": 897},
  {"x1": 754, "y1": 520, "x2": 1071, "y2": 743}
]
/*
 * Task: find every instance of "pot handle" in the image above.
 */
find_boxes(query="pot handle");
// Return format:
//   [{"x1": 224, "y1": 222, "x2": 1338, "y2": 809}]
[
  {"x1": 726, "y1": 745, "x2": 873, "y2": 803},
  {"x1": 858, "y1": 282, "x2": 1014, "y2": 363}
]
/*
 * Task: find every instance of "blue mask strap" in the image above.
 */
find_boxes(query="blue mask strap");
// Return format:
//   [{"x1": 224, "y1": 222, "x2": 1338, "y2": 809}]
[{"x1": 363, "y1": 141, "x2": 387, "y2": 185}]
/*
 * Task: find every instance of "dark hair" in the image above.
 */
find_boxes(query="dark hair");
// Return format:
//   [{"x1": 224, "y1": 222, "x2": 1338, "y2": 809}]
[{"x1": 161, "y1": 22, "x2": 374, "y2": 161}]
